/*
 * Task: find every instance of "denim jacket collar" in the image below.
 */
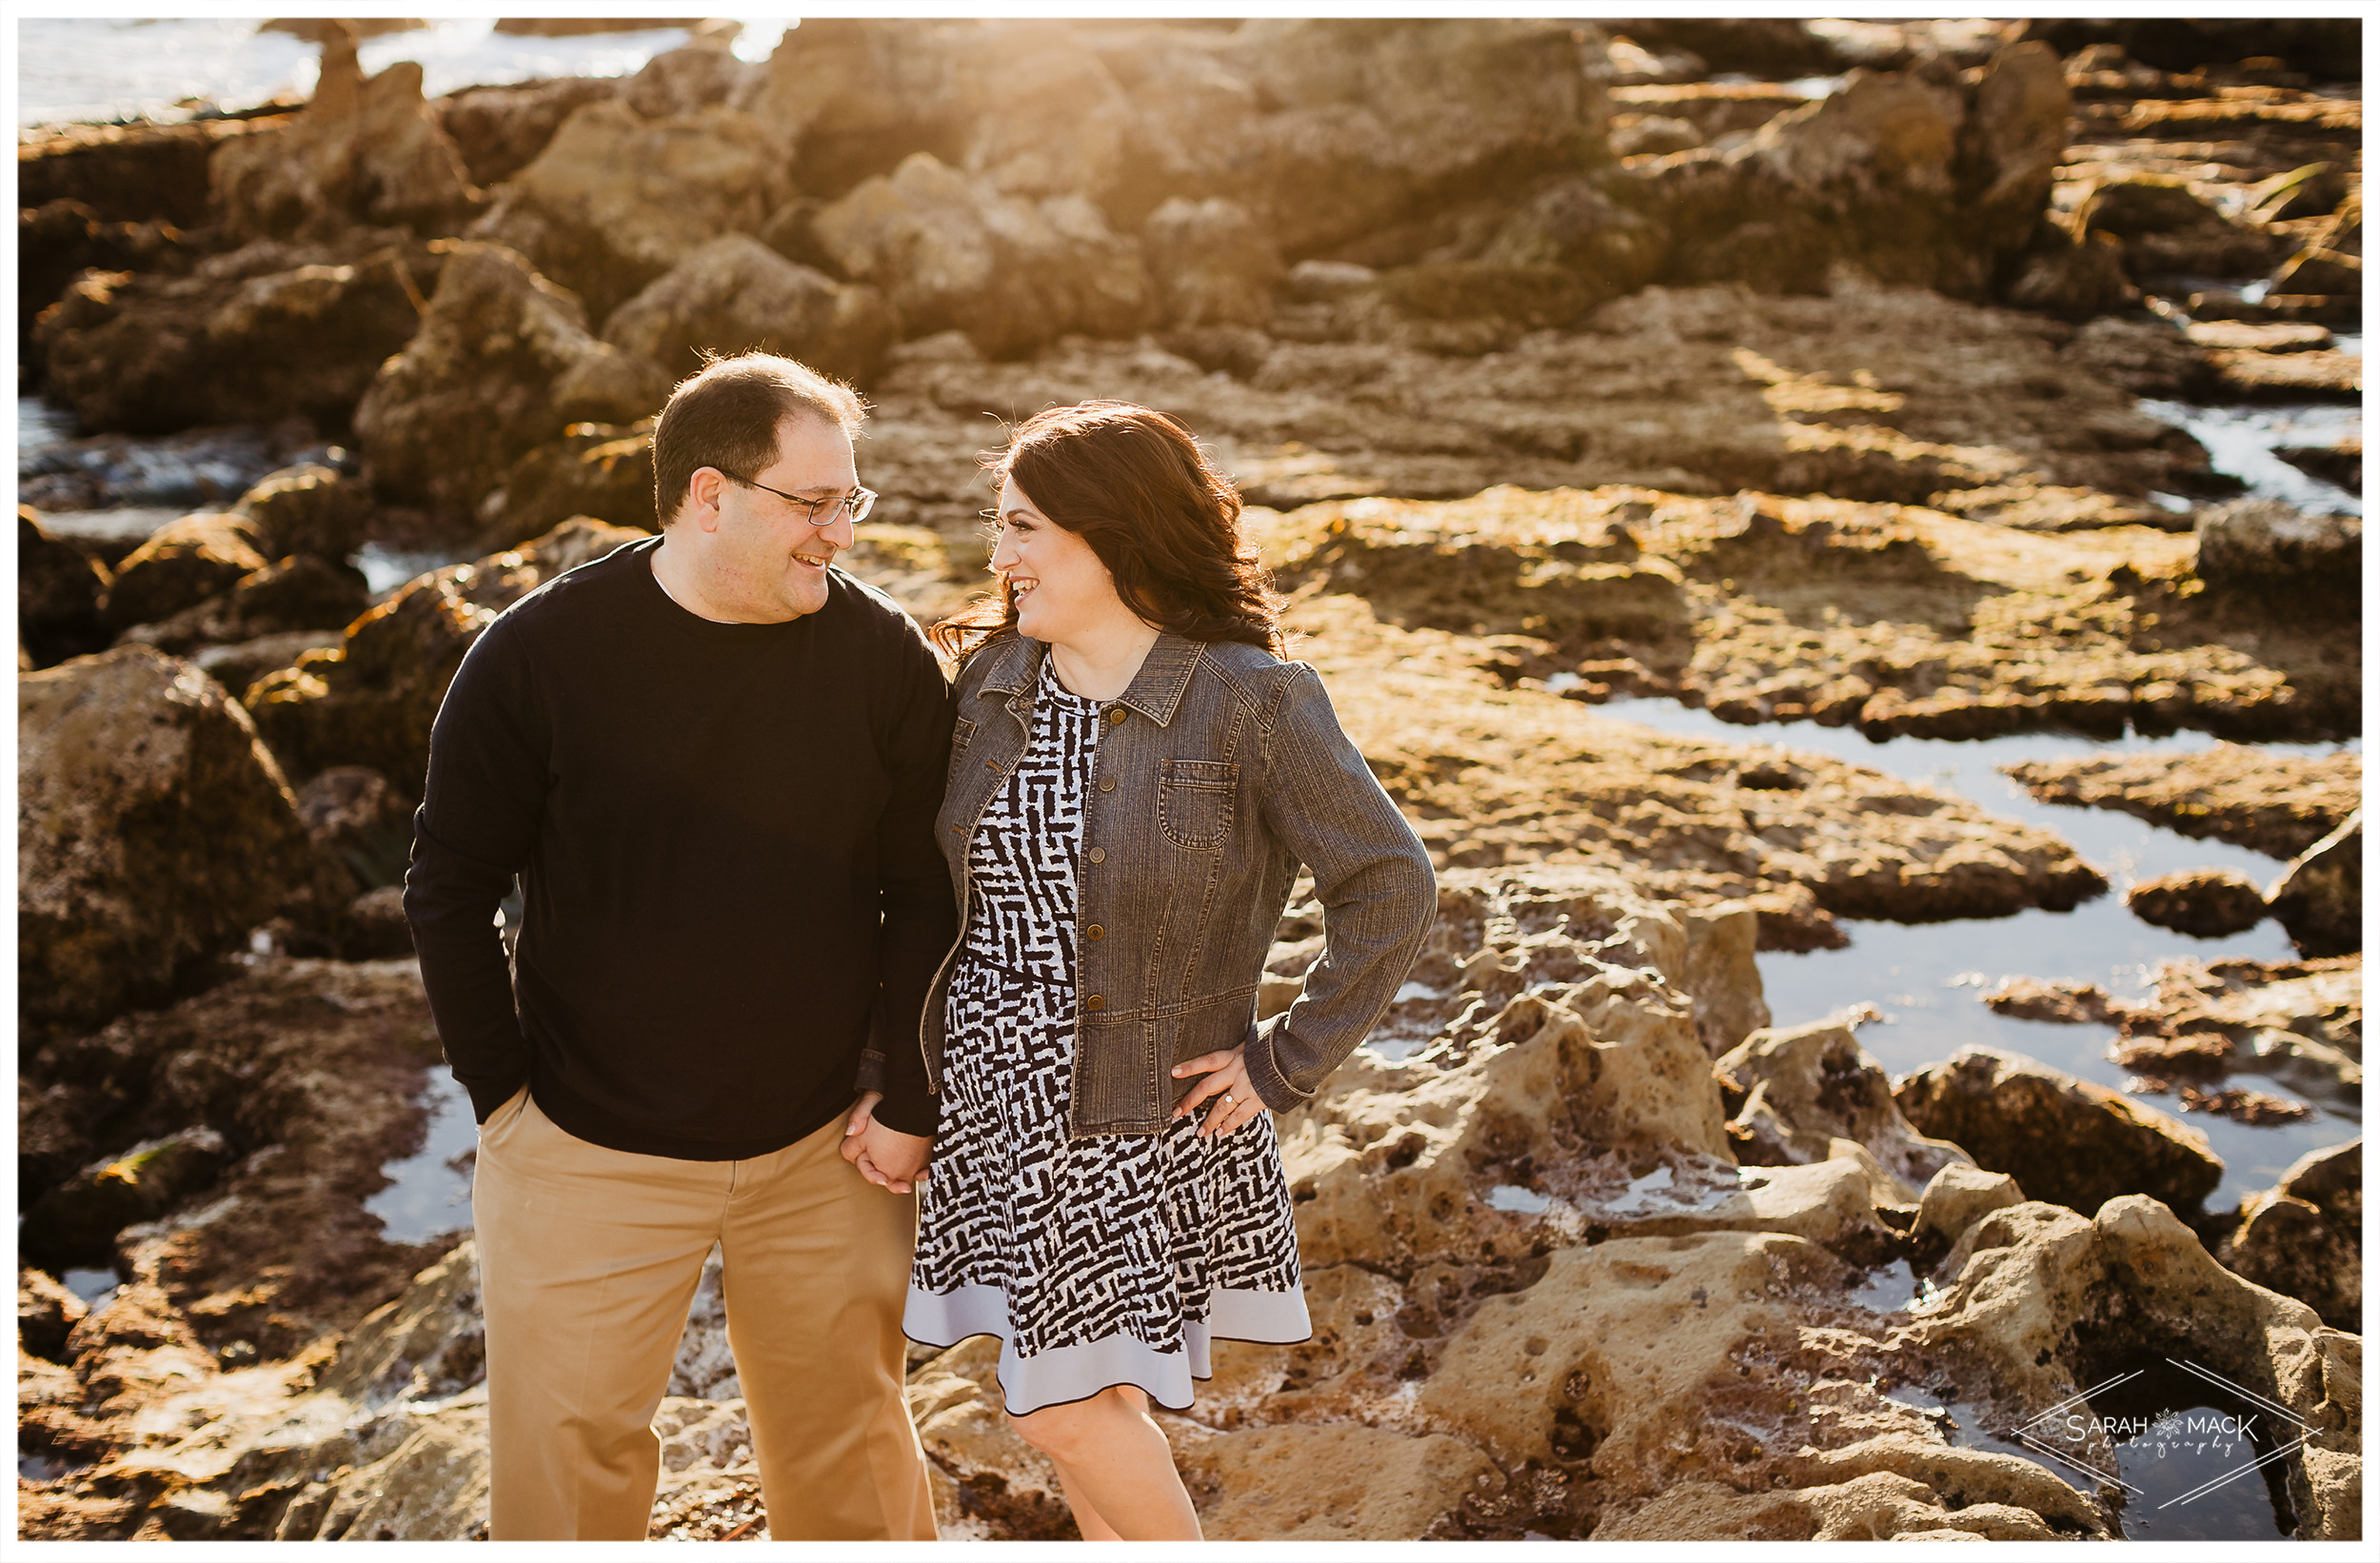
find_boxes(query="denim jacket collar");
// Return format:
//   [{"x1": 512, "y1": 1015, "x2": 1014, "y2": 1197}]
[{"x1": 973, "y1": 631, "x2": 1207, "y2": 728}]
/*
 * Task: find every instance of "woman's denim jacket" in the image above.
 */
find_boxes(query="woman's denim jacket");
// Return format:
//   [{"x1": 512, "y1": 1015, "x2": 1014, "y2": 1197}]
[{"x1": 913, "y1": 629, "x2": 1435, "y2": 1137}]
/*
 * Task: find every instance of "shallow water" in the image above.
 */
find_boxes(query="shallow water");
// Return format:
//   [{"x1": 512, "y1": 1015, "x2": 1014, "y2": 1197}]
[
  {"x1": 17, "y1": 16, "x2": 794, "y2": 127},
  {"x1": 364, "y1": 1071, "x2": 478, "y2": 1244},
  {"x1": 2141, "y1": 399, "x2": 2362, "y2": 517},
  {"x1": 1599, "y1": 697, "x2": 2361, "y2": 1210}
]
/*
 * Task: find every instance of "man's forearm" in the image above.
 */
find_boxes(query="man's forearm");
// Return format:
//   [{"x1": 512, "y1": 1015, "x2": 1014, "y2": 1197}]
[
  {"x1": 406, "y1": 826, "x2": 532, "y2": 1121},
  {"x1": 868, "y1": 879, "x2": 956, "y2": 1136}
]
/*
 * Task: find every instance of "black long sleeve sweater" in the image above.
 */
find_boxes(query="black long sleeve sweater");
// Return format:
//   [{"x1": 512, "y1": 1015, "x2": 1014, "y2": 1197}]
[{"x1": 403, "y1": 536, "x2": 955, "y2": 1156}]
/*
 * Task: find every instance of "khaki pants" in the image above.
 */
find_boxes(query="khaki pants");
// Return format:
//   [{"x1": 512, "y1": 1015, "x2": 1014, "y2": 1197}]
[{"x1": 471, "y1": 1089, "x2": 937, "y2": 1540}]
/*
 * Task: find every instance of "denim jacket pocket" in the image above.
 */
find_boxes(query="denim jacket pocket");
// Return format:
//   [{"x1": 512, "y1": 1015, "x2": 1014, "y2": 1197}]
[
  {"x1": 1159, "y1": 758, "x2": 1240, "y2": 850},
  {"x1": 945, "y1": 716, "x2": 977, "y2": 781}
]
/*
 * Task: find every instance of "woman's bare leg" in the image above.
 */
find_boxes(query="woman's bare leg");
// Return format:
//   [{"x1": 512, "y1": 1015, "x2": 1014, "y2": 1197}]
[
  {"x1": 1049, "y1": 1463, "x2": 1123, "y2": 1541},
  {"x1": 1009, "y1": 1386, "x2": 1201, "y2": 1540}
]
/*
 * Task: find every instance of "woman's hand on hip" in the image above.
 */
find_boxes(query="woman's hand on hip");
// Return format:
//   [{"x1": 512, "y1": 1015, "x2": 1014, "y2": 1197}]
[
  {"x1": 842, "y1": 1091, "x2": 932, "y2": 1194},
  {"x1": 1171, "y1": 1047, "x2": 1262, "y2": 1138}
]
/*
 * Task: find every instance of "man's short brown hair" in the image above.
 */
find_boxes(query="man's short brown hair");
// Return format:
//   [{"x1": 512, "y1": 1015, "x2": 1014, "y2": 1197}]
[{"x1": 649, "y1": 353, "x2": 868, "y2": 527}]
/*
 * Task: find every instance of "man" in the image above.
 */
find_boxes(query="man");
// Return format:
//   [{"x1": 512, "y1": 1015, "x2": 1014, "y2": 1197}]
[{"x1": 404, "y1": 352, "x2": 950, "y2": 1540}]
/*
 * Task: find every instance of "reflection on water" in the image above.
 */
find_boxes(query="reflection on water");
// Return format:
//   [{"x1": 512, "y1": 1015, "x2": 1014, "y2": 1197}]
[
  {"x1": 365, "y1": 1071, "x2": 479, "y2": 1243},
  {"x1": 60, "y1": 1268, "x2": 120, "y2": 1308},
  {"x1": 18, "y1": 17, "x2": 796, "y2": 127},
  {"x1": 358, "y1": 543, "x2": 471, "y2": 599},
  {"x1": 2141, "y1": 398, "x2": 2362, "y2": 517},
  {"x1": 1599, "y1": 697, "x2": 2360, "y2": 1210},
  {"x1": 2076, "y1": 1354, "x2": 2302, "y2": 1540}
]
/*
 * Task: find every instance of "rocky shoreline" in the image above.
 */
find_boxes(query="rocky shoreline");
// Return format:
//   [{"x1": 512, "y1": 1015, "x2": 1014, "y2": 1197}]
[{"x1": 18, "y1": 16, "x2": 2361, "y2": 1542}]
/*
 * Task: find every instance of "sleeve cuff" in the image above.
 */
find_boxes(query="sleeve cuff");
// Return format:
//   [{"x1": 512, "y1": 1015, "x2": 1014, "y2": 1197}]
[
  {"x1": 872, "y1": 1090, "x2": 941, "y2": 1138},
  {"x1": 466, "y1": 1075, "x2": 528, "y2": 1125},
  {"x1": 1243, "y1": 1016, "x2": 1316, "y2": 1113}
]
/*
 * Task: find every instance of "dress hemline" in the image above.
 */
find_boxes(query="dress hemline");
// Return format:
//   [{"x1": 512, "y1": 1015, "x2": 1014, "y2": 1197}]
[{"x1": 903, "y1": 1282, "x2": 1312, "y2": 1415}]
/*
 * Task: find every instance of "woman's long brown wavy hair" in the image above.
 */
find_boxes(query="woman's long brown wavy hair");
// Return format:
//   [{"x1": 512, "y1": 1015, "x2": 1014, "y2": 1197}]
[{"x1": 926, "y1": 402, "x2": 1286, "y2": 663}]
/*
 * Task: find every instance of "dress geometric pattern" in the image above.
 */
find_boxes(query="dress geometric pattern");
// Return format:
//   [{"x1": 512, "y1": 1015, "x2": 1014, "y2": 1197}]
[{"x1": 906, "y1": 659, "x2": 1308, "y2": 1414}]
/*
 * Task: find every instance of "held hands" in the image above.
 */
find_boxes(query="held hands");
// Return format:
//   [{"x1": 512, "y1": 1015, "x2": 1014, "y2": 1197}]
[
  {"x1": 1171, "y1": 1047, "x2": 1261, "y2": 1138},
  {"x1": 841, "y1": 1091, "x2": 932, "y2": 1194}
]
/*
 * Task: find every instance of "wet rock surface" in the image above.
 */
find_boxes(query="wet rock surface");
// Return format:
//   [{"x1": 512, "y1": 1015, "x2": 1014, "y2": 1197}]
[
  {"x1": 19, "y1": 644, "x2": 350, "y2": 1033},
  {"x1": 352, "y1": 242, "x2": 668, "y2": 538},
  {"x1": 1983, "y1": 954, "x2": 2362, "y2": 1117},
  {"x1": 2003, "y1": 743, "x2": 2361, "y2": 861},
  {"x1": 243, "y1": 517, "x2": 647, "y2": 788},
  {"x1": 33, "y1": 238, "x2": 446, "y2": 439},
  {"x1": 2267, "y1": 810, "x2": 2361, "y2": 960},
  {"x1": 1895, "y1": 1047, "x2": 2224, "y2": 1217},
  {"x1": 2124, "y1": 867, "x2": 2269, "y2": 938},
  {"x1": 2218, "y1": 1139, "x2": 2362, "y2": 1331}
]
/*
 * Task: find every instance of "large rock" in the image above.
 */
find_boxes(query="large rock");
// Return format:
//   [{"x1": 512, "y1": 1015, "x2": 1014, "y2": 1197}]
[
  {"x1": 599, "y1": 234, "x2": 899, "y2": 386},
  {"x1": 19, "y1": 198, "x2": 196, "y2": 370},
  {"x1": 2267, "y1": 811, "x2": 2360, "y2": 959},
  {"x1": 2218, "y1": 1139, "x2": 2361, "y2": 1331},
  {"x1": 1157, "y1": 19, "x2": 1610, "y2": 259},
  {"x1": 1142, "y1": 197, "x2": 1285, "y2": 329},
  {"x1": 738, "y1": 17, "x2": 980, "y2": 200},
  {"x1": 1912, "y1": 1162, "x2": 2025, "y2": 1258},
  {"x1": 1908, "y1": 1197, "x2": 2359, "y2": 1541},
  {"x1": 1894, "y1": 1047, "x2": 2224, "y2": 1216},
  {"x1": 119, "y1": 555, "x2": 374, "y2": 659},
  {"x1": 2002, "y1": 744, "x2": 2360, "y2": 861},
  {"x1": 1474, "y1": 178, "x2": 1670, "y2": 311},
  {"x1": 2076, "y1": 175, "x2": 2286, "y2": 280},
  {"x1": 1279, "y1": 865, "x2": 1743, "y2": 1274},
  {"x1": 1715, "y1": 1020, "x2": 1969, "y2": 1197},
  {"x1": 237, "y1": 463, "x2": 371, "y2": 564},
  {"x1": 19, "y1": 645, "x2": 347, "y2": 1032},
  {"x1": 474, "y1": 424, "x2": 656, "y2": 553},
  {"x1": 98, "y1": 512, "x2": 270, "y2": 632},
  {"x1": 1418, "y1": 1229, "x2": 2107, "y2": 1533},
  {"x1": 32, "y1": 240, "x2": 439, "y2": 437},
  {"x1": 432, "y1": 75, "x2": 618, "y2": 188},
  {"x1": 811, "y1": 152, "x2": 1152, "y2": 360},
  {"x1": 1608, "y1": 44, "x2": 2071, "y2": 301},
  {"x1": 2125, "y1": 867, "x2": 2269, "y2": 938},
  {"x1": 2194, "y1": 498, "x2": 2361, "y2": 612},
  {"x1": 352, "y1": 243, "x2": 670, "y2": 537},
  {"x1": 211, "y1": 30, "x2": 482, "y2": 242},
  {"x1": 295, "y1": 766, "x2": 418, "y2": 889},
  {"x1": 245, "y1": 519, "x2": 649, "y2": 788},
  {"x1": 18, "y1": 117, "x2": 262, "y2": 228},
  {"x1": 466, "y1": 99, "x2": 785, "y2": 320},
  {"x1": 18, "y1": 1127, "x2": 234, "y2": 1271},
  {"x1": 19, "y1": 508, "x2": 113, "y2": 668}
]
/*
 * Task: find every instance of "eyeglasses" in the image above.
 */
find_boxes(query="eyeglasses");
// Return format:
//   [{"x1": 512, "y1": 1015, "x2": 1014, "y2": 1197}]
[{"x1": 721, "y1": 471, "x2": 878, "y2": 526}]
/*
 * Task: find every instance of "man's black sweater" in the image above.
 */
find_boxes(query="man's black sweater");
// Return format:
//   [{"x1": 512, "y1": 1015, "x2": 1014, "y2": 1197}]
[{"x1": 404, "y1": 536, "x2": 955, "y2": 1156}]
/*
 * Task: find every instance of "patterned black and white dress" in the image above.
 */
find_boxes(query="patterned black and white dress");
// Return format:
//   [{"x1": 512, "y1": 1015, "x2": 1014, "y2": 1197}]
[{"x1": 905, "y1": 659, "x2": 1309, "y2": 1414}]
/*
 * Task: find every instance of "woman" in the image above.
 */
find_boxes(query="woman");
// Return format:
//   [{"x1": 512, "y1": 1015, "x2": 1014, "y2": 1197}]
[{"x1": 900, "y1": 402, "x2": 1436, "y2": 1540}]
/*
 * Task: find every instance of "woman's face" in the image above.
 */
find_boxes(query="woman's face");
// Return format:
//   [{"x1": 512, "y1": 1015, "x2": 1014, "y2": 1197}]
[{"x1": 990, "y1": 477, "x2": 1125, "y2": 644}]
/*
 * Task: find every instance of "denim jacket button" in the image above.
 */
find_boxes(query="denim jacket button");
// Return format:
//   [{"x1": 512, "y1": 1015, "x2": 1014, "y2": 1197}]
[
  {"x1": 1107, "y1": 707, "x2": 1127, "y2": 725},
  {"x1": 1098, "y1": 777, "x2": 1115, "y2": 793},
  {"x1": 1085, "y1": 923, "x2": 1104, "y2": 940},
  {"x1": 1084, "y1": 994, "x2": 1106, "y2": 1012},
  {"x1": 1086, "y1": 846, "x2": 1106, "y2": 863}
]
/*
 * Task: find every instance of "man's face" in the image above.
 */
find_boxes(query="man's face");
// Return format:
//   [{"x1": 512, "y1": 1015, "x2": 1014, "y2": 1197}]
[{"x1": 697, "y1": 415, "x2": 861, "y2": 623}]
